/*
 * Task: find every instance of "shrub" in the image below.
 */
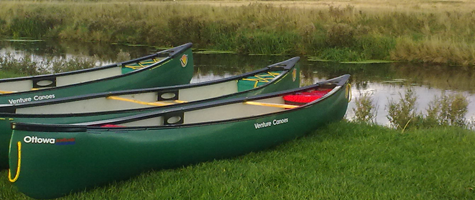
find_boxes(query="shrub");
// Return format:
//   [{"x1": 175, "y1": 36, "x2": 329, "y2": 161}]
[
  {"x1": 425, "y1": 92, "x2": 469, "y2": 127},
  {"x1": 352, "y1": 92, "x2": 377, "y2": 124},
  {"x1": 387, "y1": 87, "x2": 417, "y2": 131}
]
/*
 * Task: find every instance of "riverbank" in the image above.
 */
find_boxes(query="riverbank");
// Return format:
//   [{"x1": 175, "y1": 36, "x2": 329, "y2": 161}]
[
  {"x1": 0, "y1": 0, "x2": 474, "y2": 66},
  {"x1": 1, "y1": 121, "x2": 474, "y2": 199}
]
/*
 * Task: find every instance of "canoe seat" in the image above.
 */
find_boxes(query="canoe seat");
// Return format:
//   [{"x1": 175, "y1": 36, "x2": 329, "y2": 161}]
[
  {"x1": 237, "y1": 71, "x2": 282, "y2": 92},
  {"x1": 122, "y1": 58, "x2": 162, "y2": 74},
  {"x1": 283, "y1": 89, "x2": 332, "y2": 105}
]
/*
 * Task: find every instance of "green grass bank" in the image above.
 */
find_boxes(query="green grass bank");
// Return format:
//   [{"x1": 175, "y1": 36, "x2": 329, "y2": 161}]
[
  {"x1": 0, "y1": 1, "x2": 475, "y2": 66},
  {"x1": 1, "y1": 122, "x2": 474, "y2": 199}
]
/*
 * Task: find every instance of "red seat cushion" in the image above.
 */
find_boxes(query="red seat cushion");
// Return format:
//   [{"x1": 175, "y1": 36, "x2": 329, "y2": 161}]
[
  {"x1": 283, "y1": 89, "x2": 332, "y2": 104},
  {"x1": 100, "y1": 124, "x2": 124, "y2": 128}
]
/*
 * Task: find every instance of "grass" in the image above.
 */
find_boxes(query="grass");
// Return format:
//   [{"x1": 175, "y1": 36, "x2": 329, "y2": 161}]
[
  {"x1": 0, "y1": 0, "x2": 474, "y2": 66},
  {"x1": 1, "y1": 121, "x2": 474, "y2": 199}
]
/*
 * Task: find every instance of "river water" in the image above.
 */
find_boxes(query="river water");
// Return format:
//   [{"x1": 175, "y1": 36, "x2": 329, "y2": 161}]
[{"x1": 1, "y1": 40, "x2": 474, "y2": 127}]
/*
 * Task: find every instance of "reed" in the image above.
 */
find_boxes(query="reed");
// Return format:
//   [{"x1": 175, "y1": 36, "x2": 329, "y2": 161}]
[{"x1": 0, "y1": 1, "x2": 474, "y2": 66}]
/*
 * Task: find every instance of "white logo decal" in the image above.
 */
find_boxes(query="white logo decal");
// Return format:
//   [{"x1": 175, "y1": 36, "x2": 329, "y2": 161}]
[
  {"x1": 254, "y1": 118, "x2": 289, "y2": 129},
  {"x1": 8, "y1": 94, "x2": 55, "y2": 104},
  {"x1": 24, "y1": 136, "x2": 56, "y2": 144}
]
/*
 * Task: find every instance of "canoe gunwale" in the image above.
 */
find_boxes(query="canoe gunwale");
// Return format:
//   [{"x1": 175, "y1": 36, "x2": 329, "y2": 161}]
[
  {"x1": 11, "y1": 74, "x2": 350, "y2": 132},
  {"x1": 0, "y1": 57, "x2": 299, "y2": 115}
]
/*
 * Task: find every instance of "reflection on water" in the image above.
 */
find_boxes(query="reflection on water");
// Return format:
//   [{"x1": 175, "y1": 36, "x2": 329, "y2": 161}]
[{"x1": 1, "y1": 40, "x2": 474, "y2": 126}]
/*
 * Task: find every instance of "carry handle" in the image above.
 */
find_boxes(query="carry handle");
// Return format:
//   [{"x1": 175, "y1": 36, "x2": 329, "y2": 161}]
[{"x1": 32, "y1": 77, "x2": 56, "y2": 88}]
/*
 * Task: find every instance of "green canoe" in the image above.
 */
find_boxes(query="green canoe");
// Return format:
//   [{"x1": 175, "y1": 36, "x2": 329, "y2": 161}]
[
  {"x1": 0, "y1": 43, "x2": 194, "y2": 105},
  {"x1": 0, "y1": 57, "x2": 300, "y2": 168},
  {"x1": 8, "y1": 74, "x2": 349, "y2": 199}
]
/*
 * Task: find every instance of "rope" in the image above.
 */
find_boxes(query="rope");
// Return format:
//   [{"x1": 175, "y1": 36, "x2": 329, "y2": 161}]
[{"x1": 8, "y1": 141, "x2": 21, "y2": 183}]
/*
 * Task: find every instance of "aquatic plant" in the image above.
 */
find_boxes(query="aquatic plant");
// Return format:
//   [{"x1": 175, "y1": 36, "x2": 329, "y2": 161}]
[
  {"x1": 425, "y1": 92, "x2": 469, "y2": 127},
  {"x1": 386, "y1": 87, "x2": 471, "y2": 130},
  {"x1": 0, "y1": 53, "x2": 43, "y2": 75},
  {"x1": 352, "y1": 92, "x2": 377, "y2": 124},
  {"x1": 386, "y1": 87, "x2": 417, "y2": 131}
]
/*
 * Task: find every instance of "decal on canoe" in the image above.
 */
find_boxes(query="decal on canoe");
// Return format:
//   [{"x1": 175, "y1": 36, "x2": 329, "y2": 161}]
[
  {"x1": 254, "y1": 118, "x2": 289, "y2": 129},
  {"x1": 23, "y1": 136, "x2": 75, "y2": 145},
  {"x1": 8, "y1": 94, "x2": 55, "y2": 104},
  {"x1": 346, "y1": 84, "x2": 352, "y2": 102},
  {"x1": 292, "y1": 68, "x2": 297, "y2": 82},
  {"x1": 180, "y1": 54, "x2": 188, "y2": 67}
]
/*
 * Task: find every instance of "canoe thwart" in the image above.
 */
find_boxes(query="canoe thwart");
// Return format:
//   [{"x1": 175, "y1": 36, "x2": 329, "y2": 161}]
[
  {"x1": 0, "y1": 90, "x2": 15, "y2": 94},
  {"x1": 244, "y1": 101, "x2": 299, "y2": 109},
  {"x1": 121, "y1": 58, "x2": 163, "y2": 74},
  {"x1": 106, "y1": 96, "x2": 186, "y2": 106},
  {"x1": 238, "y1": 71, "x2": 282, "y2": 91}
]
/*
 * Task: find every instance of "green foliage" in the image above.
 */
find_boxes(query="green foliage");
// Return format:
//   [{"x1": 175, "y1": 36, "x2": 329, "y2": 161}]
[
  {"x1": 318, "y1": 47, "x2": 364, "y2": 62},
  {"x1": 387, "y1": 87, "x2": 417, "y2": 131},
  {"x1": 326, "y1": 23, "x2": 355, "y2": 48},
  {"x1": 425, "y1": 92, "x2": 469, "y2": 127},
  {"x1": 386, "y1": 87, "x2": 471, "y2": 131},
  {"x1": 0, "y1": 53, "x2": 44, "y2": 75},
  {"x1": 0, "y1": 53, "x2": 100, "y2": 75},
  {"x1": 10, "y1": 18, "x2": 41, "y2": 38},
  {"x1": 50, "y1": 56, "x2": 98, "y2": 73},
  {"x1": 168, "y1": 16, "x2": 205, "y2": 46},
  {"x1": 0, "y1": 1, "x2": 475, "y2": 65},
  {"x1": 235, "y1": 31, "x2": 300, "y2": 55},
  {"x1": 355, "y1": 35, "x2": 396, "y2": 60},
  {"x1": 352, "y1": 92, "x2": 376, "y2": 123}
]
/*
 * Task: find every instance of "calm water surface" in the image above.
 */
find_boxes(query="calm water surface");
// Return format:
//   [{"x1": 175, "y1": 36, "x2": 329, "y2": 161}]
[{"x1": 1, "y1": 40, "x2": 474, "y2": 126}]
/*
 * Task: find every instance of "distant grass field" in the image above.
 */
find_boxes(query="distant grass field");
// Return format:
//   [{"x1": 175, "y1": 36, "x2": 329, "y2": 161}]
[
  {"x1": 1, "y1": 122, "x2": 474, "y2": 199},
  {"x1": 0, "y1": 0, "x2": 474, "y2": 66}
]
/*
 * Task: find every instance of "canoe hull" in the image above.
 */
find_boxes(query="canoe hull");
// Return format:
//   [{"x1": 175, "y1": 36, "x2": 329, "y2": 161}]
[
  {"x1": 8, "y1": 77, "x2": 348, "y2": 199},
  {"x1": 0, "y1": 58, "x2": 300, "y2": 168},
  {"x1": 0, "y1": 44, "x2": 194, "y2": 104}
]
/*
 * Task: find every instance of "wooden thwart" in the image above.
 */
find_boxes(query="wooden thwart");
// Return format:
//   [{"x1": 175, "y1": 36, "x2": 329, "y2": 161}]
[
  {"x1": 244, "y1": 101, "x2": 298, "y2": 109},
  {"x1": 0, "y1": 90, "x2": 15, "y2": 94},
  {"x1": 106, "y1": 96, "x2": 181, "y2": 106},
  {"x1": 107, "y1": 96, "x2": 298, "y2": 109}
]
